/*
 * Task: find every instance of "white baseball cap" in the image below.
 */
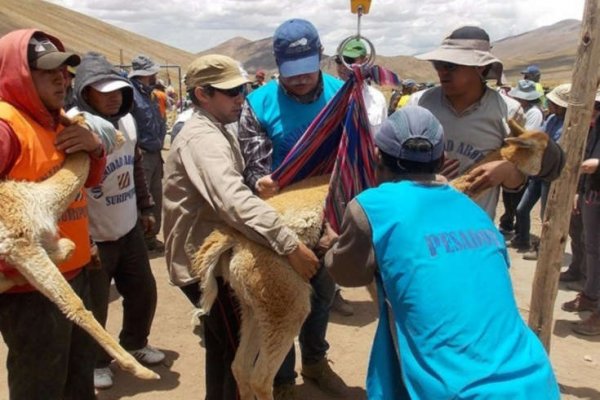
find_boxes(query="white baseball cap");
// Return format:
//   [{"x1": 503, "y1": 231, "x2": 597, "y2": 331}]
[{"x1": 91, "y1": 78, "x2": 131, "y2": 93}]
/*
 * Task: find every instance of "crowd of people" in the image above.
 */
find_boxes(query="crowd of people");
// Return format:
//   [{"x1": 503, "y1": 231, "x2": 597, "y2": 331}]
[{"x1": 0, "y1": 15, "x2": 596, "y2": 400}]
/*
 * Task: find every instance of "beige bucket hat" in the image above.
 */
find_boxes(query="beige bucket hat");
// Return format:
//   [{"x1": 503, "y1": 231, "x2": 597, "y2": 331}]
[
  {"x1": 546, "y1": 83, "x2": 571, "y2": 108},
  {"x1": 416, "y1": 26, "x2": 503, "y2": 81}
]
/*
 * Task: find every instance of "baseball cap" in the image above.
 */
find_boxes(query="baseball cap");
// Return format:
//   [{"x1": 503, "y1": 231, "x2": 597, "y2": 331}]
[
  {"x1": 128, "y1": 55, "x2": 160, "y2": 78},
  {"x1": 273, "y1": 19, "x2": 321, "y2": 78},
  {"x1": 90, "y1": 78, "x2": 131, "y2": 93},
  {"x1": 509, "y1": 79, "x2": 542, "y2": 101},
  {"x1": 521, "y1": 65, "x2": 540, "y2": 75},
  {"x1": 416, "y1": 26, "x2": 503, "y2": 80},
  {"x1": 185, "y1": 54, "x2": 250, "y2": 89},
  {"x1": 375, "y1": 106, "x2": 445, "y2": 163},
  {"x1": 28, "y1": 34, "x2": 80, "y2": 70},
  {"x1": 342, "y1": 39, "x2": 367, "y2": 59}
]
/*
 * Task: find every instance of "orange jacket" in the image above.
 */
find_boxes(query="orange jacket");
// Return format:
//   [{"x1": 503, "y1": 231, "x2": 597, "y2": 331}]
[{"x1": 0, "y1": 29, "x2": 105, "y2": 292}]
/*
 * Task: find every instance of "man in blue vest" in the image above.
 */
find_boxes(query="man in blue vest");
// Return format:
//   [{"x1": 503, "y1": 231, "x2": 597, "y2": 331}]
[
  {"x1": 238, "y1": 18, "x2": 347, "y2": 399},
  {"x1": 323, "y1": 106, "x2": 560, "y2": 399}
]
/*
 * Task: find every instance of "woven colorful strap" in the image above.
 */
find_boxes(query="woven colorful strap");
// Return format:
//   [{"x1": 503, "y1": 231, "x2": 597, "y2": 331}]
[{"x1": 271, "y1": 67, "x2": 377, "y2": 231}]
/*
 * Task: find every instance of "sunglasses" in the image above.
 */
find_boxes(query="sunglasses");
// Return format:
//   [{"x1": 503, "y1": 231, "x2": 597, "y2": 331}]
[
  {"x1": 595, "y1": 102, "x2": 600, "y2": 111},
  {"x1": 432, "y1": 61, "x2": 460, "y2": 72},
  {"x1": 213, "y1": 84, "x2": 247, "y2": 97},
  {"x1": 334, "y1": 55, "x2": 358, "y2": 65}
]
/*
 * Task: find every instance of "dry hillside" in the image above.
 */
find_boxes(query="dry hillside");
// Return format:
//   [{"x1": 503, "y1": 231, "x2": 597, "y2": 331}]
[
  {"x1": 0, "y1": 0, "x2": 195, "y2": 85},
  {"x1": 1, "y1": 1, "x2": 581, "y2": 88}
]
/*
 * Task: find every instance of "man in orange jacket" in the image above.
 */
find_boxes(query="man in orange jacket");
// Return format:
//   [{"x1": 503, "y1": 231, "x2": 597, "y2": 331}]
[{"x1": 0, "y1": 29, "x2": 106, "y2": 400}]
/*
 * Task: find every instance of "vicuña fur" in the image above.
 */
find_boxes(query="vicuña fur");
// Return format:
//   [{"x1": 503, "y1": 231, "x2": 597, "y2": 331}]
[
  {"x1": 0, "y1": 114, "x2": 158, "y2": 381},
  {"x1": 192, "y1": 120, "x2": 548, "y2": 399},
  {"x1": 450, "y1": 119, "x2": 549, "y2": 197},
  {"x1": 193, "y1": 175, "x2": 329, "y2": 400}
]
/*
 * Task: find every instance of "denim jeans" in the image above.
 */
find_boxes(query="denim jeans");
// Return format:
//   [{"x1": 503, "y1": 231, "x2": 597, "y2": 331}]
[
  {"x1": 0, "y1": 269, "x2": 96, "y2": 400},
  {"x1": 583, "y1": 190, "x2": 600, "y2": 301},
  {"x1": 274, "y1": 262, "x2": 336, "y2": 385},
  {"x1": 90, "y1": 224, "x2": 158, "y2": 367},
  {"x1": 514, "y1": 179, "x2": 549, "y2": 246},
  {"x1": 567, "y1": 194, "x2": 586, "y2": 277}
]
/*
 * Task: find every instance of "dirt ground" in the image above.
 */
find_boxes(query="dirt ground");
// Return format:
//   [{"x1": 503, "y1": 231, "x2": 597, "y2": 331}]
[{"x1": 1, "y1": 205, "x2": 600, "y2": 399}]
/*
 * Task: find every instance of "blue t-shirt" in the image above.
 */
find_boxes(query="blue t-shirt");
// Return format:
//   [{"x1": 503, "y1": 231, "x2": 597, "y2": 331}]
[
  {"x1": 357, "y1": 181, "x2": 560, "y2": 399},
  {"x1": 247, "y1": 73, "x2": 342, "y2": 169}
]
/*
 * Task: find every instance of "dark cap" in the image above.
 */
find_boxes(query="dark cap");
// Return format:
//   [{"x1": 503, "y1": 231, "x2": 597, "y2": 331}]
[
  {"x1": 521, "y1": 65, "x2": 540, "y2": 75},
  {"x1": 375, "y1": 106, "x2": 445, "y2": 163},
  {"x1": 28, "y1": 35, "x2": 80, "y2": 70}
]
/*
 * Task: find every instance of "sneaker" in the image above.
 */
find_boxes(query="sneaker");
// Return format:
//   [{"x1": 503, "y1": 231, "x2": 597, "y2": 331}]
[
  {"x1": 145, "y1": 237, "x2": 165, "y2": 253},
  {"x1": 560, "y1": 269, "x2": 583, "y2": 283},
  {"x1": 129, "y1": 345, "x2": 165, "y2": 365},
  {"x1": 94, "y1": 367, "x2": 114, "y2": 390},
  {"x1": 573, "y1": 311, "x2": 600, "y2": 336},
  {"x1": 507, "y1": 238, "x2": 530, "y2": 251},
  {"x1": 562, "y1": 293, "x2": 598, "y2": 312},
  {"x1": 331, "y1": 290, "x2": 354, "y2": 316},
  {"x1": 273, "y1": 383, "x2": 296, "y2": 400},
  {"x1": 301, "y1": 358, "x2": 347, "y2": 397},
  {"x1": 522, "y1": 249, "x2": 538, "y2": 260}
]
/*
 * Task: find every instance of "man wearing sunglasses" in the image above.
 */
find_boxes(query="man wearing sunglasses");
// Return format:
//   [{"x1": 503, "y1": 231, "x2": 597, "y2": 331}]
[
  {"x1": 413, "y1": 26, "x2": 564, "y2": 218},
  {"x1": 238, "y1": 18, "x2": 347, "y2": 399},
  {"x1": 162, "y1": 54, "x2": 320, "y2": 399}
]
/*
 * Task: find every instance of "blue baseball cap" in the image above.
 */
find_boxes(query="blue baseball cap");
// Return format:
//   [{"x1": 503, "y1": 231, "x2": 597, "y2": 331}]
[
  {"x1": 521, "y1": 65, "x2": 540, "y2": 75},
  {"x1": 375, "y1": 106, "x2": 445, "y2": 163},
  {"x1": 273, "y1": 19, "x2": 321, "y2": 78}
]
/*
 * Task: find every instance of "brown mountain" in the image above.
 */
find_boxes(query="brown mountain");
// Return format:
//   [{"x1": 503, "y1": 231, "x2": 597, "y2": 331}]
[
  {"x1": 0, "y1": 0, "x2": 196, "y2": 85},
  {"x1": 200, "y1": 20, "x2": 581, "y2": 86},
  {"x1": 1, "y1": 0, "x2": 581, "y2": 88}
]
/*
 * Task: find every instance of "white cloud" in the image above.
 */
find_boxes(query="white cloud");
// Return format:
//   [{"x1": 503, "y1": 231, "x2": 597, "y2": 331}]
[{"x1": 49, "y1": 0, "x2": 584, "y2": 56}]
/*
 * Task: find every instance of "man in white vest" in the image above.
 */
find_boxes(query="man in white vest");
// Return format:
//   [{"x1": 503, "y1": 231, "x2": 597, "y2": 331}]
[{"x1": 68, "y1": 51, "x2": 164, "y2": 390}]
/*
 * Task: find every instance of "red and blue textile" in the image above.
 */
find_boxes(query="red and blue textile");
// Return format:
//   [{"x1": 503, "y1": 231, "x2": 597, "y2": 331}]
[{"x1": 271, "y1": 67, "x2": 378, "y2": 231}]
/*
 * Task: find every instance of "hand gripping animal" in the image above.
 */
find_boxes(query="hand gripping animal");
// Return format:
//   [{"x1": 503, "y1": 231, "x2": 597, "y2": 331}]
[{"x1": 0, "y1": 114, "x2": 159, "y2": 380}]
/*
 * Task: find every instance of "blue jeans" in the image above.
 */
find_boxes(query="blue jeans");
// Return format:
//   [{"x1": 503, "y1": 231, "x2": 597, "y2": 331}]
[
  {"x1": 514, "y1": 179, "x2": 549, "y2": 246},
  {"x1": 274, "y1": 262, "x2": 336, "y2": 386}
]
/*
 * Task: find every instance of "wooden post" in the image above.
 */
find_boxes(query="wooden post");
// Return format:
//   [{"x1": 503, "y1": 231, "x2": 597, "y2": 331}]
[{"x1": 528, "y1": 0, "x2": 600, "y2": 350}]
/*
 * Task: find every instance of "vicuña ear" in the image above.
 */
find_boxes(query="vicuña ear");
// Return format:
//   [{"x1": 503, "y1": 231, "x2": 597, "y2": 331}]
[
  {"x1": 504, "y1": 136, "x2": 535, "y2": 149},
  {"x1": 508, "y1": 118, "x2": 526, "y2": 137}
]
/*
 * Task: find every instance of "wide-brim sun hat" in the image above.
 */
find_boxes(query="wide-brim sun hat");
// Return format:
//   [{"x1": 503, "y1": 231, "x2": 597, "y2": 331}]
[
  {"x1": 416, "y1": 26, "x2": 503, "y2": 81},
  {"x1": 546, "y1": 83, "x2": 571, "y2": 108},
  {"x1": 509, "y1": 79, "x2": 542, "y2": 101},
  {"x1": 128, "y1": 54, "x2": 160, "y2": 78}
]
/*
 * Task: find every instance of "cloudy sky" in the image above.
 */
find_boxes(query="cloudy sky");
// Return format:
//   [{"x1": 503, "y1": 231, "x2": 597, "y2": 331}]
[{"x1": 49, "y1": 0, "x2": 584, "y2": 56}]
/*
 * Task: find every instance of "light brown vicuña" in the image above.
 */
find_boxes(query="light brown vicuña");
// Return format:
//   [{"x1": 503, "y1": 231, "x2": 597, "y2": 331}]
[
  {"x1": 192, "y1": 175, "x2": 330, "y2": 400},
  {"x1": 0, "y1": 114, "x2": 158, "y2": 381},
  {"x1": 450, "y1": 119, "x2": 549, "y2": 197}
]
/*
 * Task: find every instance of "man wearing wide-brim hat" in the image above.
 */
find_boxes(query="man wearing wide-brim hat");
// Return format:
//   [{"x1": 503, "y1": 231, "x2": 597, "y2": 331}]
[
  {"x1": 509, "y1": 79, "x2": 544, "y2": 130},
  {"x1": 411, "y1": 26, "x2": 564, "y2": 218}
]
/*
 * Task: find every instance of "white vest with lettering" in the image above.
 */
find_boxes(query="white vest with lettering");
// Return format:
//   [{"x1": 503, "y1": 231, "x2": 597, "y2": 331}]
[{"x1": 86, "y1": 114, "x2": 138, "y2": 241}]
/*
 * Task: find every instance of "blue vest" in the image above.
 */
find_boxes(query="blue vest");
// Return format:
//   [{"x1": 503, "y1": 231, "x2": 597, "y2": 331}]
[
  {"x1": 247, "y1": 73, "x2": 342, "y2": 169},
  {"x1": 356, "y1": 181, "x2": 560, "y2": 400}
]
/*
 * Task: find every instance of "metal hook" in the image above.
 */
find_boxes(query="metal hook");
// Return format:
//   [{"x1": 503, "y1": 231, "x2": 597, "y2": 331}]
[{"x1": 336, "y1": 35, "x2": 376, "y2": 71}]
